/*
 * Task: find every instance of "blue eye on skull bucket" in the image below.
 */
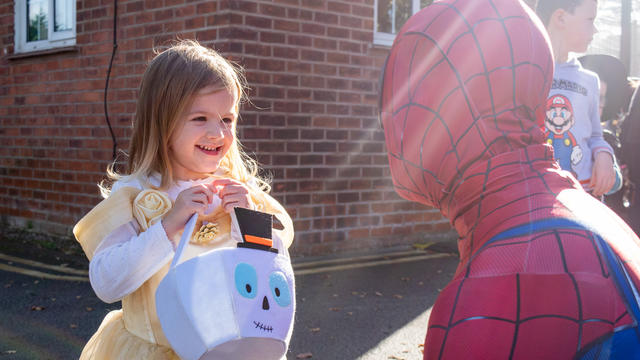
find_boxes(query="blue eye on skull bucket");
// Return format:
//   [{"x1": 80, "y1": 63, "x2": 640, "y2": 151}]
[
  {"x1": 269, "y1": 272, "x2": 291, "y2": 307},
  {"x1": 235, "y1": 263, "x2": 257, "y2": 299}
]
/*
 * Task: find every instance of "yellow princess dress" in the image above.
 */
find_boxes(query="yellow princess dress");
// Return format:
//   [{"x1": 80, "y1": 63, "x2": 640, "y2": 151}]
[{"x1": 73, "y1": 179, "x2": 293, "y2": 360}]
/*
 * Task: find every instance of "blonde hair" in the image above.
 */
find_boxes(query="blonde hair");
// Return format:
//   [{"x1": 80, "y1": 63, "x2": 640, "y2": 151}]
[{"x1": 102, "y1": 40, "x2": 268, "y2": 196}]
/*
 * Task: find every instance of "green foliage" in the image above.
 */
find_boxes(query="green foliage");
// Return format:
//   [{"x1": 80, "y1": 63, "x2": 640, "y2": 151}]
[{"x1": 27, "y1": 10, "x2": 48, "y2": 42}]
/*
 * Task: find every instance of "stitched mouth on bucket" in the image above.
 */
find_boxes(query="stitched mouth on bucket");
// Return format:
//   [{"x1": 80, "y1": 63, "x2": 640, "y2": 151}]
[{"x1": 253, "y1": 320, "x2": 273, "y2": 332}]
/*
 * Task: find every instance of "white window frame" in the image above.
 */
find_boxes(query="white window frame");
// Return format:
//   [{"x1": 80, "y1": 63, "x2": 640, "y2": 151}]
[
  {"x1": 14, "y1": 0, "x2": 76, "y2": 53},
  {"x1": 374, "y1": 0, "x2": 423, "y2": 46}
]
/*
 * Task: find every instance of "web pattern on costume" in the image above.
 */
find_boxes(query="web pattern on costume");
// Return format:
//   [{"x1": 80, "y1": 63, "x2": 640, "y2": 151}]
[
  {"x1": 420, "y1": 150, "x2": 634, "y2": 359},
  {"x1": 379, "y1": 0, "x2": 640, "y2": 359},
  {"x1": 380, "y1": 0, "x2": 551, "y2": 210}
]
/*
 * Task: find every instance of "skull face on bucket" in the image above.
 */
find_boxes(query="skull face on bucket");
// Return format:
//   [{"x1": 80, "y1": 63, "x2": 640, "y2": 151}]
[
  {"x1": 155, "y1": 209, "x2": 295, "y2": 360},
  {"x1": 155, "y1": 246, "x2": 295, "y2": 360},
  {"x1": 229, "y1": 251, "x2": 294, "y2": 340}
]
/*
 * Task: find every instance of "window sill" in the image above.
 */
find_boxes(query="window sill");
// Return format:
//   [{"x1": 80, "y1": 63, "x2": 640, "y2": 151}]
[
  {"x1": 7, "y1": 45, "x2": 79, "y2": 61},
  {"x1": 371, "y1": 42, "x2": 392, "y2": 50}
]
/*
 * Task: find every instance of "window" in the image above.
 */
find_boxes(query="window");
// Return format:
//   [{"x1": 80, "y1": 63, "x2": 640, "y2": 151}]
[
  {"x1": 374, "y1": 0, "x2": 433, "y2": 46},
  {"x1": 14, "y1": 0, "x2": 76, "y2": 53}
]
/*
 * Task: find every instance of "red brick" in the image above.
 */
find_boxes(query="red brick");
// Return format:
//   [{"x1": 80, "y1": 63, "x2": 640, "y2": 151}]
[
  {"x1": 260, "y1": 31, "x2": 285, "y2": 43},
  {"x1": 287, "y1": 34, "x2": 312, "y2": 47},
  {"x1": 260, "y1": 4, "x2": 287, "y2": 17},
  {"x1": 328, "y1": 2, "x2": 350, "y2": 13},
  {"x1": 336, "y1": 217, "x2": 358, "y2": 229},
  {"x1": 196, "y1": 2, "x2": 217, "y2": 14},
  {"x1": 351, "y1": 29, "x2": 371, "y2": 42},
  {"x1": 286, "y1": 168, "x2": 311, "y2": 179},
  {"x1": 313, "y1": 168, "x2": 337, "y2": 178},
  {"x1": 300, "y1": 103, "x2": 325, "y2": 114},
  {"x1": 273, "y1": 101, "x2": 300, "y2": 113},
  {"x1": 286, "y1": 142, "x2": 312, "y2": 152},
  {"x1": 312, "y1": 193, "x2": 337, "y2": 204},
  {"x1": 274, "y1": 19, "x2": 300, "y2": 32},
  {"x1": 352, "y1": 4, "x2": 374, "y2": 18},
  {"x1": 313, "y1": 64, "x2": 337, "y2": 76},
  {"x1": 273, "y1": 129, "x2": 299, "y2": 139}
]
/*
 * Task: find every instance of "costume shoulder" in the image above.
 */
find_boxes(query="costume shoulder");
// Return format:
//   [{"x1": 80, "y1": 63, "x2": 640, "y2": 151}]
[
  {"x1": 249, "y1": 187, "x2": 294, "y2": 249},
  {"x1": 111, "y1": 177, "x2": 145, "y2": 193},
  {"x1": 73, "y1": 178, "x2": 146, "y2": 260}
]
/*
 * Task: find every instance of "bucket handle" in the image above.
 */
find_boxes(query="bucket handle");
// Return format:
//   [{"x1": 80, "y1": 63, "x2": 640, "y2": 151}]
[{"x1": 170, "y1": 213, "x2": 198, "y2": 269}]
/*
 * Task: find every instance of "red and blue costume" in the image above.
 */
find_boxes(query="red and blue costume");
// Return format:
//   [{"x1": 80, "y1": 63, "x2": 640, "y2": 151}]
[{"x1": 379, "y1": 0, "x2": 640, "y2": 358}]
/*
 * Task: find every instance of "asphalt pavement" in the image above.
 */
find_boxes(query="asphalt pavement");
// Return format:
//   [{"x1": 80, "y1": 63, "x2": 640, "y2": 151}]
[{"x1": 0, "y1": 250, "x2": 459, "y2": 360}]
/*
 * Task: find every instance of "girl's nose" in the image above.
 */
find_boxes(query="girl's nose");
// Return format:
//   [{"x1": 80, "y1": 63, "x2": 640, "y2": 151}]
[{"x1": 206, "y1": 121, "x2": 225, "y2": 138}]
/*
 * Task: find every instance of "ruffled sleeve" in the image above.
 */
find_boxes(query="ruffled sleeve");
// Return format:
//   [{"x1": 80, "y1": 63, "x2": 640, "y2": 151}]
[{"x1": 73, "y1": 186, "x2": 142, "y2": 260}]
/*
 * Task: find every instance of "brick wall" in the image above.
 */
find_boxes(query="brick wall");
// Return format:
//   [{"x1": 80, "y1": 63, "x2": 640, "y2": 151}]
[{"x1": 0, "y1": 0, "x2": 454, "y2": 257}]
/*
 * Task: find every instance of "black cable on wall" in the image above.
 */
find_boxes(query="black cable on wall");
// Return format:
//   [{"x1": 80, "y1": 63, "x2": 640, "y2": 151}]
[{"x1": 104, "y1": 0, "x2": 119, "y2": 160}]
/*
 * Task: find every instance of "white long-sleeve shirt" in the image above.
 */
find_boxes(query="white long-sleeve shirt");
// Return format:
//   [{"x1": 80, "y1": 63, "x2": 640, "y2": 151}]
[{"x1": 89, "y1": 175, "x2": 226, "y2": 303}]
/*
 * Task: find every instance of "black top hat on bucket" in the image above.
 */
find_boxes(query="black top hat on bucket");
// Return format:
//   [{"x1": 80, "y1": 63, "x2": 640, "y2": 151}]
[{"x1": 234, "y1": 207, "x2": 278, "y2": 254}]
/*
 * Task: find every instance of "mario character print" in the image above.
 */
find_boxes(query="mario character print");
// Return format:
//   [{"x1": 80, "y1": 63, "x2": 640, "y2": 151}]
[{"x1": 544, "y1": 94, "x2": 583, "y2": 172}]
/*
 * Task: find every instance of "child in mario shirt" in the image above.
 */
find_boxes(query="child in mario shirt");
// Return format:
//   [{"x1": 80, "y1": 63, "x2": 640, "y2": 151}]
[
  {"x1": 542, "y1": 66, "x2": 622, "y2": 196},
  {"x1": 537, "y1": 0, "x2": 622, "y2": 197}
]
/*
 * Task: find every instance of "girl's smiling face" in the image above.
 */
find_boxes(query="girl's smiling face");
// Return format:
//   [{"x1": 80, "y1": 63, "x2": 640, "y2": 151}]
[{"x1": 169, "y1": 85, "x2": 238, "y2": 181}]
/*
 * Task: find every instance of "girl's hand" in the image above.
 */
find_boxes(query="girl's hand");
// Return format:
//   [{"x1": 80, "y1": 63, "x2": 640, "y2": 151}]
[
  {"x1": 162, "y1": 185, "x2": 214, "y2": 241},
  {"x1": 210, "y1": 178, "x2": 255, "y2": 213},
  {"x1": 590, "y1": 152, "x2": 615, "y2": 197}
]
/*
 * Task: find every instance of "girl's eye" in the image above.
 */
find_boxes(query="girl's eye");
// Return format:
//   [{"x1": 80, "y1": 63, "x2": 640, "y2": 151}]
[
  {"x1": 192, "y1": 116, "x2": 207, "y2": 122},
  {"x1": 222, "y1": 117, "x2": 233, "y2": 124}
]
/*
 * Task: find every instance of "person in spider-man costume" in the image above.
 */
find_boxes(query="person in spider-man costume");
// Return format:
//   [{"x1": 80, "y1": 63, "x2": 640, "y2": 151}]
[{"x1": 379, "y1": 0, "x2": 640, "y2": 358}]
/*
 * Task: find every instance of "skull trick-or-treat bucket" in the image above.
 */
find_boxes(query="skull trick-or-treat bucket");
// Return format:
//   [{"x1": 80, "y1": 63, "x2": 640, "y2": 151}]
[{"x1": 155, "y1": 209, "x2": 295, "y2": 360}]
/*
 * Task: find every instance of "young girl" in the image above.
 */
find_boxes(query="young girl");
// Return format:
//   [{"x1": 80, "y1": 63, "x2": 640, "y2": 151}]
[{"x1": 73, "y1": 40, "x2": 294, "y2": 359}]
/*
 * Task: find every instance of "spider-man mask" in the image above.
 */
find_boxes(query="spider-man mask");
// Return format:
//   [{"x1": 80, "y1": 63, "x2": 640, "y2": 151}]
[{"x1": 379, "y1": 0, "x2": 554, "y2": 213}]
